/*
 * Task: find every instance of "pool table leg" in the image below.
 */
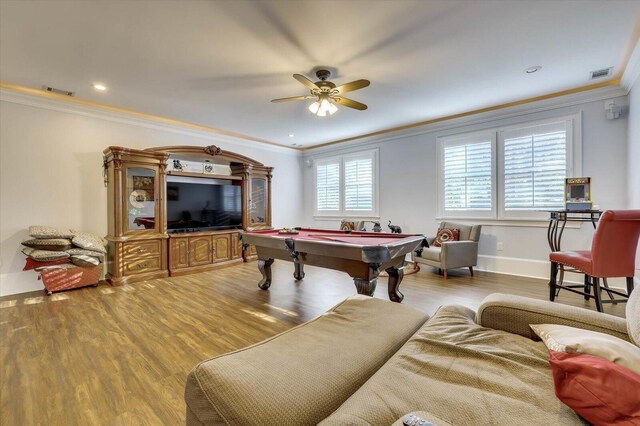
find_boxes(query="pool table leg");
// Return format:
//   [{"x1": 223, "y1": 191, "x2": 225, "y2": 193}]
[
  {"x1": 293, "y1": 260, "x2": 305, "y2": 280},
  {"x1": 386, "y1": 265, "x2": 405, "y2": 303},
  {"x1": 353, "y1": 263, "x2": 380, "y2": 297},
  {"x1": 258, "y1": 258, "x2": 274, "y2": 290}
]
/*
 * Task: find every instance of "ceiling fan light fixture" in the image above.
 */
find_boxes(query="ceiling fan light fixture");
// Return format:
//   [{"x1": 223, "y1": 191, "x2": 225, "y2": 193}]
[
  {"x1": 308, "y1": 101, "x2": 320, "y2": 114},
  {"x1": 327, "y1": 102, "x2": 338, "y2": 115}
]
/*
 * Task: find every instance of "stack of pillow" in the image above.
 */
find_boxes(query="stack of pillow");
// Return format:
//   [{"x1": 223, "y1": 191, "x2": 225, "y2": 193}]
[{"x1": 22, "y1": 225, "x2": 107, "y2": 270}]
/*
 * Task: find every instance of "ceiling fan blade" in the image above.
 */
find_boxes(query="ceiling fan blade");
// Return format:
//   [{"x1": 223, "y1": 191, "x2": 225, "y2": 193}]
[
  {"x1": 271, "y1": 95, "x2": 316, "y2": 103},
  {"x1": 333, "y1": 97, "x2": 368, "y2": 110},
  {"x1": 333, "y1": 79, "x2": 370, "y2": 94},
  {"x1": 293, "y1": 74, "x2": 320, "y2": 91}
]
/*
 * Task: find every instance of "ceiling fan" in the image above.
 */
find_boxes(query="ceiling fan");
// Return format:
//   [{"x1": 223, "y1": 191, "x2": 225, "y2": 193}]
[{"x1": 271, "y1": 69, "x2": 370, "y2": 116}]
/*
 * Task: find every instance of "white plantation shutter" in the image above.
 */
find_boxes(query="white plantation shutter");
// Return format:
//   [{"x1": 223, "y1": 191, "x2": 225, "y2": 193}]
[
  {"x1": 501, "y1": 121, "x2": 568, "y2": 211},
  {"x1": 344, "y1": 156, "x2": 374, "y2": 211},
  {"x1": 316, "y1": 161, "x2": 340, "y2": 211},
  {"x1": 441, "y1": 135, "x2": 494, "y2": 215}
]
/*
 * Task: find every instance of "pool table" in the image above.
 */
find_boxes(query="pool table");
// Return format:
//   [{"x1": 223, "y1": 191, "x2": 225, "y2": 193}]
[{"x1": 241, "y1": 228, "x2": 428, "y2": 303}]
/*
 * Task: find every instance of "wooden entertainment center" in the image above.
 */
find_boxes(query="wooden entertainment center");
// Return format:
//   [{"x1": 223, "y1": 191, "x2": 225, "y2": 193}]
[{"x1": 102, "y1": 145, "x2": 272, "y2": 286}]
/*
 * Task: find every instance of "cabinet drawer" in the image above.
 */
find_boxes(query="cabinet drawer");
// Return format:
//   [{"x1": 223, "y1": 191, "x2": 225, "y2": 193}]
[
  {"x1": 123, "y1": 256, "x2": 161, "y2": 276},
  {"x1": 123, "y1": 241, "x2": 161, "y2": 258}
]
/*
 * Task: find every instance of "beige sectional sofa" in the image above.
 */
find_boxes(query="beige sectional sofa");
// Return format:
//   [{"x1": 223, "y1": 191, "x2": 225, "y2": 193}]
[{"x1": 185, "y1": 290, "x2": 639, "y2": 425}]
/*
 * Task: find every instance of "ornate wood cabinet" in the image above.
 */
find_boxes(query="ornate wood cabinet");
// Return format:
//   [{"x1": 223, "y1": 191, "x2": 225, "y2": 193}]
[{"x1": 103, "y1": 145, "x2": 273, "y2": 286}]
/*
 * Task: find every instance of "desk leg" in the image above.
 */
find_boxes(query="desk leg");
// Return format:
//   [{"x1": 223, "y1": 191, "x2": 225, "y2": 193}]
[
  {"x1": 386, "y1": 265, "x2": 405, "y2": 303},
  {"x1": 353, "y1": 263, "x2": 380, "y2": 297},
  {"x1": 258, "y1": 258, "x2": 274, "y2": 290}
]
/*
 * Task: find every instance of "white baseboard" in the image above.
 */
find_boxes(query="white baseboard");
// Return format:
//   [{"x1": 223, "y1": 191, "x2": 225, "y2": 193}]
[
  {"x1": 476, "y1": 255, "x2": 632, "y2": 288},
  {"x1": 0, "y1": 272, "x2": 44, "y2": 297}
]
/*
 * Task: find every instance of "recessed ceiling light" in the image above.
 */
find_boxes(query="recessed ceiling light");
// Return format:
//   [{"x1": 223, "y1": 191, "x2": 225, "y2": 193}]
[
  {"x1": 288, "y1": 133, "x2": 294, "y2": 138},
  {"x1": 93, "y1": 83, "x2": 107, "y2": 91},
  {"x1": 524, "y1": 66, "x2": 542, "y2": 74}
]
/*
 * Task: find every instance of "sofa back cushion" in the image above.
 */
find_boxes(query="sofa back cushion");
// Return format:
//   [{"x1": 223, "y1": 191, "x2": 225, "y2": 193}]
[{"x1": 628, "y1": 285, "x2": 640, "y2": 347}]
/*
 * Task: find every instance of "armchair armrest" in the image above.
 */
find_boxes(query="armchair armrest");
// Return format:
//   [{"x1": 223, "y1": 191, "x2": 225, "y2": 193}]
[
  {"x1": 477, "y1": 293, "x2": 630, "y2": 342},
  {"x1": 440, "y1": 240, "x2": 478, "y2": 269}
]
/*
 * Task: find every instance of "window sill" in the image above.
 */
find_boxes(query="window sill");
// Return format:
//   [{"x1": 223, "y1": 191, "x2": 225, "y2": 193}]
[
  {"x1": 313, "y1": 215, "x2": 380, "y2": 221},
  {"x1": 435, "y1": 217, "x2": 581, "y2": 228}
]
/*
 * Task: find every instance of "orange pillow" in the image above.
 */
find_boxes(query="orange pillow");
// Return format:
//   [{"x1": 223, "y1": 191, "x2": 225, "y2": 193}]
[
  {"x1": 549, "y1": 350, "x2": 640, "y2": 425},
  {"x1": 432, "y1": 228, "x2": 460, "y2": 247}
]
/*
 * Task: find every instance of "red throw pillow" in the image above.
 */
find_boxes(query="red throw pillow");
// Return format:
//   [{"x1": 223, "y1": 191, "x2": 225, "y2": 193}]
[
  {"x1": 549, "y1": 350, "x2": 640, "y2": 425},
  {"x1": 432, "y1": 228, "x2": 460, "y2": 247},
  {"x1": 23, "y1": 257, "x2": 70, "y2": 271}
]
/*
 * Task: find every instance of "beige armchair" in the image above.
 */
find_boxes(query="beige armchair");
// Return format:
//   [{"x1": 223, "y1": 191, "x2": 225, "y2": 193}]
[{"x1": 412, "y1": 221, "x2": 482, "y2": 279}]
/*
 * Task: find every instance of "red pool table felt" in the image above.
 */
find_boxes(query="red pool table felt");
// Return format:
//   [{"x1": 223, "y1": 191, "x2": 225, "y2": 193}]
[{"x1": 247, "y1": 228, "x2": 416, "y2": 246}]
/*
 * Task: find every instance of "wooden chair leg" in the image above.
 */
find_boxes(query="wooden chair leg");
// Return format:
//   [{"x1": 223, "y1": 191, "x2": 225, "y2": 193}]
[
  {"x1": 549, "y1": 262, "x2": 558, "y2": 302},
  {"x1": 468, "y1": 266, "x2": 474, "y2": 277},
  {"x1": 592, "y1": 277, "x2": 604, "y2": 312},
  {"x1": 443, "y1": 269, "x2": 448, "y2": 279},
  {"x1": 583, "y1": 274, "x2": 591, "y2": 301},
  {"x1": 627, "y1": 277, "x2": 635, "y2": 297}
]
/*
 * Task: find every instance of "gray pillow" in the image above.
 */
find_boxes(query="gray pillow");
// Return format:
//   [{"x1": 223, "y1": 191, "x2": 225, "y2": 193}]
[
  {"x1": 71, "y1": 232, "x2": 107, "y2": 254},
  {"x1": 22, "y1": 238, "x2": 73, "y2": 251},
  {"x1": 71, "y1": 255, "x2": 101, "y2": 267},
  {"x1": 29, "y1": 225, "x2": 75, "y2": 239},
  {"x1": 22, "y1": 247, "x2": 70, "y2": 261},
  {"x1": 66, "y1": 248, "x2": 105, "y2": 262}
]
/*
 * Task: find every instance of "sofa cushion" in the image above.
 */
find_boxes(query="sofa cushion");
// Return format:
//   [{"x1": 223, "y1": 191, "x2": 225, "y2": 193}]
[
  {"x1": 418, "y1": 247, "x2": 441, "y2": 262},
  {"x1": 22, "y1": 247, "x2": 70, "y2": 261},
  {"x1": 627, "y1": 285, "x2": 640, "y2": 347},
  {"x1": 71, "y1": 231, "x2": 107, "y2": 254},
  {"x1": 320, "y1": 304, "x2": 582, "y2": 426},
  {"x1": 185, "y1": 295, "x2": 429, "y2": 426}
]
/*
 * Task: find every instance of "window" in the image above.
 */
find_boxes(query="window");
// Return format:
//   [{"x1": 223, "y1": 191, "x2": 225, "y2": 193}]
[
  {"x1": 439, "y1": 131, "x2": 496, "y2": 218},
  {"x1": 314, "y1": 149, "x2": 378, "y2": 217},
  {"x1": 438, "y1": 115, "x2": 580, "y2": 221}
]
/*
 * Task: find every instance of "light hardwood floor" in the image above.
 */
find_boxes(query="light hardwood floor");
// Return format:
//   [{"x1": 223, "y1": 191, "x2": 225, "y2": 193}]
[{"x1": 0, "y1": 262, "x2": 626, "y2": 425}]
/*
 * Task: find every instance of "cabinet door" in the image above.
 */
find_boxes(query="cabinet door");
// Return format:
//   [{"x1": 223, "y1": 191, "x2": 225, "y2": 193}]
[
  {"x1": 124, "y1": 166, "x2": 160, "y2": 233},
  {"x1": 170, "y1": 238, "x2": 189, "y2": 270},
  {"x1": 212, "y1": 235, "x2": 230, "y2": 262},
  {"x1": 250, "y1": 177, "x2": 268, "y2": 226},
  {"x1": 230, "y1": 232, "x2": 241, "y2": 259},
  {"x1": 189, "y1": 236, "x2": 212, "y2": 266}
]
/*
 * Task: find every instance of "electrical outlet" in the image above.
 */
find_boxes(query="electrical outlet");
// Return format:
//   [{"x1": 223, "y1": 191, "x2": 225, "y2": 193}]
[{"x1": 497, "y1": 242, "x2": 504, "y2": 251}]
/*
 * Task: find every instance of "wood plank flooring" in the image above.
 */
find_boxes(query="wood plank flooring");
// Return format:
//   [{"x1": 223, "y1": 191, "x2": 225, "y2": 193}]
[{"x1": 0, "y1": 262, "x2": 626, "y2": 425}]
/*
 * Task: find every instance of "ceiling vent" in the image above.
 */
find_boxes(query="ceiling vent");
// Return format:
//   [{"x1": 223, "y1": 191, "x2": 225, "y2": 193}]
[
  {"x1": 43, "y1": 86, "x2": 74, "y2": 96},
  {"x1": 589, "y1": 67, "x2": 613, "y2": 80}
]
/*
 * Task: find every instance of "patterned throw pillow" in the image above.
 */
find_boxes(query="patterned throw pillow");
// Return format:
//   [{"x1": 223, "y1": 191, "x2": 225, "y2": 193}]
[
  {"x1": 71, "y1": 255, "x2": 101, "y2": 267},
  {"x1": 22, "y1": 247, "x2": 70, "y2": 262},
  {"x1": 29, "y1": 225, "x2": 75, "y2": 239},
  {"x1": 66, "y1": 248, "x2": 105, "y2": 262},
  {"x1": 432, "y1": 228, "x2": 460, "y2": 247},
  {"x1": 71, "y1": 232, "x2": 107, "y2": 254},
  {"x1": 22, "y1": 238, "x2": 73, "y2": 251}
]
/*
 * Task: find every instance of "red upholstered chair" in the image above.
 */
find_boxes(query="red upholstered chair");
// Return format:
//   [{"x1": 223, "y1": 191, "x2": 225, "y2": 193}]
[{"x1": 549, "y1": 210, "x2": 640, "y2": 312}]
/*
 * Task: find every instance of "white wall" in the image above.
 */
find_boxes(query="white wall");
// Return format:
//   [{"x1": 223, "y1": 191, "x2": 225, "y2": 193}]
[
  {"x1": 627, "y1": 78, "x2": 640, "y2": 280},
  {"x1": 302, "y1": 91, "x2": 630, "y2": 281},
  {"x1": 0, "y1": 92, "x2": 303, "y2": 296}
]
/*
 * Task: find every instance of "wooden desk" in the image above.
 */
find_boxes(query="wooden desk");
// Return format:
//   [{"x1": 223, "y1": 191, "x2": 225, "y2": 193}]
[{"x1": 546, "y1": 210, "x2": 602, "y2": 252}]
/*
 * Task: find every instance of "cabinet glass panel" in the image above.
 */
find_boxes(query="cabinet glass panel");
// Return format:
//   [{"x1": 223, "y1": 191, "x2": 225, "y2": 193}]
[
  {"x1": 251, "y1": 178, "x2": 267, "y2": 224},
  {"x1": 126, "y1": 167, "x2": 157, "y2": 231}
]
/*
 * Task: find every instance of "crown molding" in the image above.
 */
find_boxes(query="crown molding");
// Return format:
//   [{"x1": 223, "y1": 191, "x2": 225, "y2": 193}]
[
  {"x1": 302, "y1": 83, "x2": 626, "y2": 157},
  {"x1": 621, "y1": 38, "x2": 640, "y2": 93},
  {"x1": 0, "y1": 84, "x2": 300, "y2": 155}
]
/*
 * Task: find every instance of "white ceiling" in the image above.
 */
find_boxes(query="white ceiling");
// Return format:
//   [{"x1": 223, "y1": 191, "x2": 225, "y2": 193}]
[{"x1": 1, "y1": 1, "x2": 639, "y2": 148}]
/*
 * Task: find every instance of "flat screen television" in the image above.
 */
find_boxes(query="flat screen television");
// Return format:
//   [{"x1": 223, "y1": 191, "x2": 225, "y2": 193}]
[{"x1": 166, "y1": 176, "x2": 242, "y2": 232}]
